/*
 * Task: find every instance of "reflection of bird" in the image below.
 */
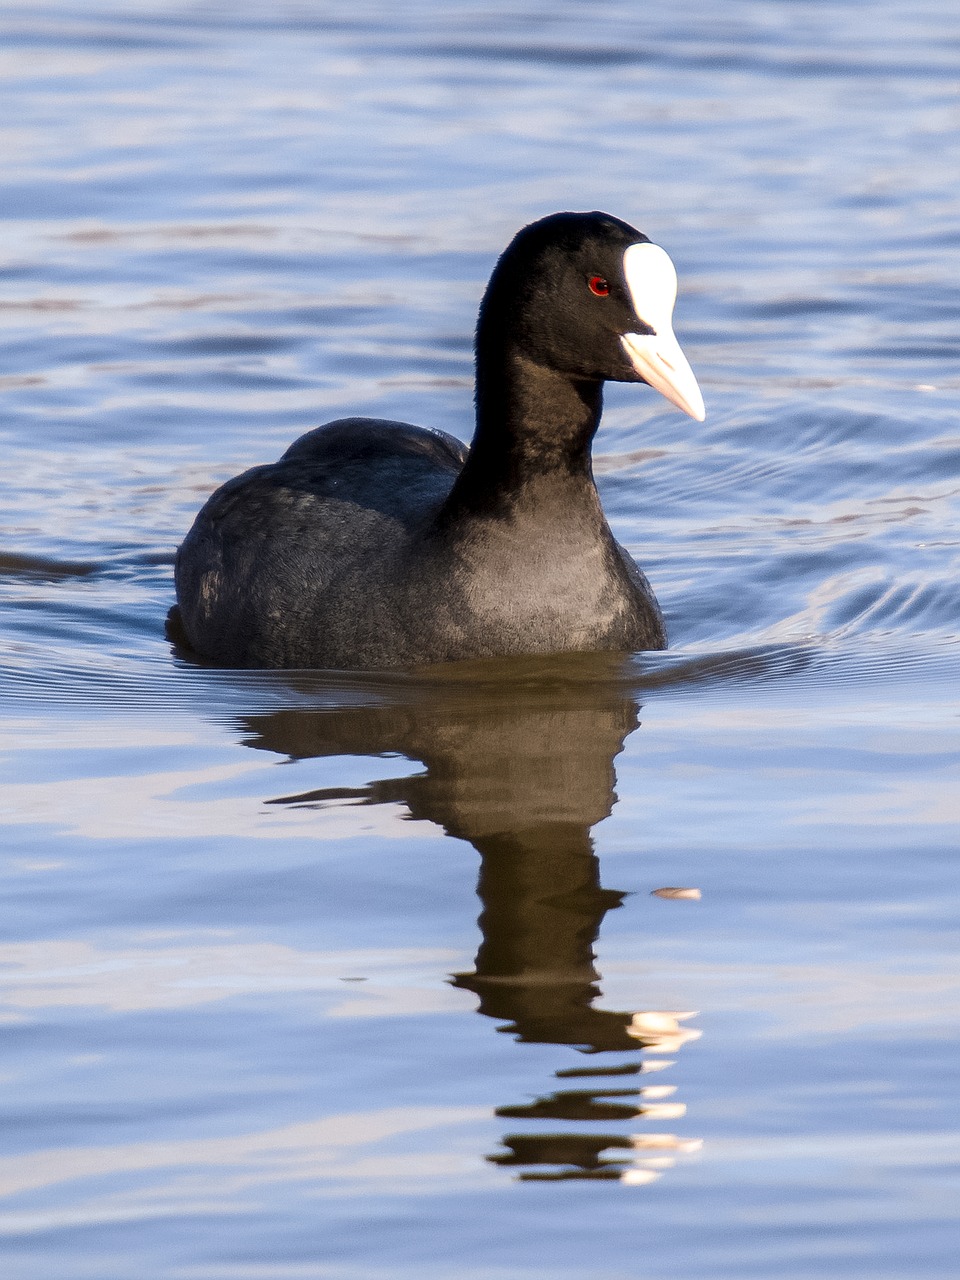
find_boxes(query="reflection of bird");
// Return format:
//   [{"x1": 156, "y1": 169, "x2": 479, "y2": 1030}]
[
  {"x1": 238, "y1": 655, "x2": 700, "y2": 1183},
  {"x1": 175, "y1": 212, "x2": 704, "y2": 669},
  {"x1": 490, "y1": 1133, "x2": 639, "y2": 1181},
  {"x1": 241, "y1": 654, "x2": 648, "y2": 1054}
]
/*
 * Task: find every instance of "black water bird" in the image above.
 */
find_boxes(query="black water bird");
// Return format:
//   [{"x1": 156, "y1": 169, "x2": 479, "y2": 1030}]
[{"x1": 174, "y1": 211, "x2": 704, "y2": 669}]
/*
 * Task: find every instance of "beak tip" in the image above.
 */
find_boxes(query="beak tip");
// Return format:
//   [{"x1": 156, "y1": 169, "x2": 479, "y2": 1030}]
[{"x1": 671, "y1": 386, "x2": 705, "y2": 422}]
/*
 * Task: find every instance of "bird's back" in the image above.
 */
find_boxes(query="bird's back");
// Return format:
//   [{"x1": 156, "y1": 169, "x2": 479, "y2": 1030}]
[{"x1": 174, "y1": 418, "x2": 467, "y2": 667}]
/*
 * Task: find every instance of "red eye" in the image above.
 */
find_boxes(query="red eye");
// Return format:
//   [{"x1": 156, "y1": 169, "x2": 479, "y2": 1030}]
[{"x1": 588, "y1": 275, "x2": 610, "y2": 297}]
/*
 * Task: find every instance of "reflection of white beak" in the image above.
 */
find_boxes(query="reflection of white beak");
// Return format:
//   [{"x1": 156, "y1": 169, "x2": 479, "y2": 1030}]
[{"x1": 620, "y1": 242, "x2": 706, "y2": 422}]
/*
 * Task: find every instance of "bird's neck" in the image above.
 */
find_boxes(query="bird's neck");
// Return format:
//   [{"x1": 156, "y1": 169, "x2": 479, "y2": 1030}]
[{"x1": 440, "y1": 349, "x2": 605, "y2": 523}]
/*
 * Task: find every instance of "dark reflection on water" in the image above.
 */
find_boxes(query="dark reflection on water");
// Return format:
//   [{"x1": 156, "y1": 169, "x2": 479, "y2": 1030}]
[{"x1": 240, "y1": 653, "x2": 700, "y2": 1183}]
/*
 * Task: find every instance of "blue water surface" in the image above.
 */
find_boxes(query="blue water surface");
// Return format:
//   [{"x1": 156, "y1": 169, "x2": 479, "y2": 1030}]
[{"x1": 0, "y1": 2, "x2": 959, "y2": 1277}]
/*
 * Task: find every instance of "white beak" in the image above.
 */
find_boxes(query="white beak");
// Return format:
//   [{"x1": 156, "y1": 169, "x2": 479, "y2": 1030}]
[{"x1": 620, "y1": 242, "x2": 705, "y2": 422}]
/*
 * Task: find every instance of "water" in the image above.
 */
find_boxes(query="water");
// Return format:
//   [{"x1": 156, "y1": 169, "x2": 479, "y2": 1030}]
[{"x1": 1, "y1": 2, "x2": 959, "y2": 1276}]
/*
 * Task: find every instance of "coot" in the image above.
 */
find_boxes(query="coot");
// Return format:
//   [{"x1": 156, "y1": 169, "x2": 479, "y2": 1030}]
[{"x1": 175, "y1": 211, "x2": 704, "y2": 669}]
